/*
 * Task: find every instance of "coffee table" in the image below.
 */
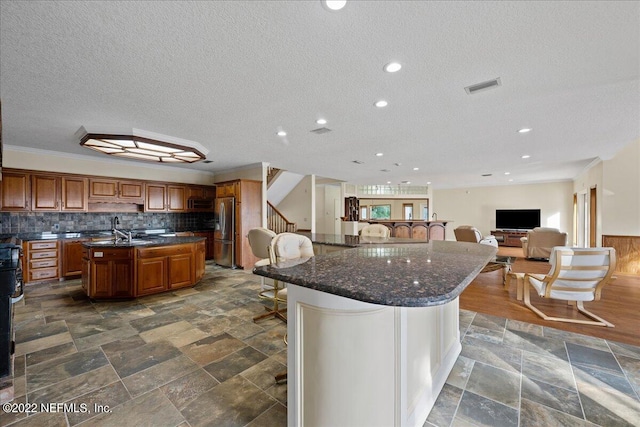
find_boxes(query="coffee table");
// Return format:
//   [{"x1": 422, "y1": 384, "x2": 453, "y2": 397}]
[{"x1": 480, "y1": 255, "x2": 515, "y2": 285}]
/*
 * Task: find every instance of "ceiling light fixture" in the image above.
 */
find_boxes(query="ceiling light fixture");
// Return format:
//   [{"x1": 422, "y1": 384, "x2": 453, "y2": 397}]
[
  {"x1": 427, "y1": 181, "x2": 431, "y2": 185},
  {"x1": 316, "y1": 118, "x2": 327, "y2": 125},
  {"x1": 376, "y1": 152, "x2": 384, "y2": 157},
  {"x1": 277, "y1": 130, "x2": 287, "y2": 136},
  {"x1": 384, "y1": 62, "x2": 402, "y2": 73},
  {"x1": 77, "y1": 127, "x2": 208, "y2": 164},
  {"x1": 375, "y1": 100, "x2": 388, "y2": 108},
  {"x1": 521, "y1": 154, "x2": 531, "y2": 159},
  {"x1": 322, "y1": 0, "x2": 346, "y2": 11},
  {"x1": 387, "y1": 181, "x2": 391, "y2": 184},
  {"x1": 413, "y1": 167, "x2": 419, "y2": 171},
  {"x1": 518, "y1": 128, "x2": 532, "y2": 133},
  {"x1": 504, "y1": 172, "x2": 511, "y2": 175}
]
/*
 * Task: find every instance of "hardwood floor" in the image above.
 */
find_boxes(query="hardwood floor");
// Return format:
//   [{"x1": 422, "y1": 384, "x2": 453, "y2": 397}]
[{"x1": 460, "y1": 246, "x2": 640, "y2": 346}]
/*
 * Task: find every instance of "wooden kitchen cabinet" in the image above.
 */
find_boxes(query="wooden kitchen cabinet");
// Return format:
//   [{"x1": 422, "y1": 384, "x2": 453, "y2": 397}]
[
  {"x1": 88, "y1": 178, "x2": 144, "y2": 204},
  {"x1": 0, "y1": 170, "x2": 30, "y2": 211},
  {"x1": 61, "y1": 177, "x2": 88, "y2": 211},
  {"x1": 31, "y1": 174, "x2": 60, "y2": 211},
  {"x1": 167, "y1": 185, "x2": 187, "y2": 212},
  {"x1": 193, "y1": 231, "x2": 215, "y2": 259},
  {"x1": 145, "y1": 183, "x2": 187, "y2": 212},
  {"x1": 195, "y1": 240, "x2": 206, "y2": 281},
  {"x1": 31, "y1": 174, "x2": 87, "y2": 212},
  {"x1": 62, "y1": 238, "x2": 89, "y2": 277},
  {"x1": 24, "y1": 240, "x2": 59, "y2": 284},
  {"x1": 214, "y1": 179, "x2": 262, "y2": 269},
  {"x1": 83, "y1": 247, "x2": 134, "y2": 298},
  {"x1": 136, "y1": 243, "x2": 195, "y2": 295}
]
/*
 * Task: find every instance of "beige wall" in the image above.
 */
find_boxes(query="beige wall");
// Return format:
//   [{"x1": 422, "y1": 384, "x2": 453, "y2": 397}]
[
  {"x1": 433, "y1": 181, "x2": 574, "y2": 241},
  {"x1": 278, "y1": 175, "x2": 314, "y2": 231},
  {"x1": 4, "y1": 146, "x2": 215, "y2": 184},
  {"x1": 601, "y1": 139, "x2": 640, "y2": 236},
  {"x1": 213, "y1": 163, "x2": 263, "y2": 183},
  {"x1": 574, "y1": 139, "x2": 640, "y2": 240}
]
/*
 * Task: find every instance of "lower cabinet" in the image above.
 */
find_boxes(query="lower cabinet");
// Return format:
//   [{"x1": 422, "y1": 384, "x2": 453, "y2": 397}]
[
  {"x1": 62, "y1": 239, "x2": 88, "y2": 277},
  {"x1": 136, "y1": 244, "x2": 195, "y2": 296},
  {"x1": 82, "y1": 247, "x2": 134, "y2": 298}
]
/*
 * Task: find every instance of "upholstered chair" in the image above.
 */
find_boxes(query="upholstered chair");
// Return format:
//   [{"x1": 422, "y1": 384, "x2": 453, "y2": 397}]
[
  {"x1": 523, "y1": 247, "x2": 616, "y2": 327},
  {"x1": 454, "y1": 225, "x2": 498, "y2": 247},
  {"x1": 360, "y1": 224, "x2": 391, "y2": 238},
  {"x1": 521, "y1": 227, "x2": 568, "y2": 259}
]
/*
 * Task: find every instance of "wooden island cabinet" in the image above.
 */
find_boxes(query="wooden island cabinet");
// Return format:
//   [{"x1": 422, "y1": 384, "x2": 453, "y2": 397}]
[{"x1": 82, "y1": 238, "x2": 205, "y2": 299}]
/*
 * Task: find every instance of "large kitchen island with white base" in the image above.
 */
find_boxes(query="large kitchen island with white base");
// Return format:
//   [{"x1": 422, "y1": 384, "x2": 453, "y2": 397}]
[{"x1": 254, "y1": 240, "x2": 496, "y2": 427}]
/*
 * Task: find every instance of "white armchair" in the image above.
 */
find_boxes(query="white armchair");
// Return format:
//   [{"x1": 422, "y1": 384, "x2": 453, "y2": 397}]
[{"x1": 523, "y1": 247, "x2": 616, "y2": 327}]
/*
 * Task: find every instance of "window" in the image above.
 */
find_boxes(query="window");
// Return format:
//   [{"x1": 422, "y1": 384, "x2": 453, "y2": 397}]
[{"x1": 371, "y1": 204, "x2": 391, "y2": 220}]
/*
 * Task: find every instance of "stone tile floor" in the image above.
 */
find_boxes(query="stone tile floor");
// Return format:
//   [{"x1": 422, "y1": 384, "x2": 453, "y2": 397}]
[{"x1": 1, "y1": 262, "x2": 639, "y2": 426}]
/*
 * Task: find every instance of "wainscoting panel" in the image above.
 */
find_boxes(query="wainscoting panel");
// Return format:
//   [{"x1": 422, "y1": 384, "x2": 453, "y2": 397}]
[{"x1": 602, "y1": 235, "x2": 640, "y2": 275}]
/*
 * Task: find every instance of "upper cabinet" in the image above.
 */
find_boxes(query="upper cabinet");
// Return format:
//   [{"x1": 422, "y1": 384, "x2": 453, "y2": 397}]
[
  {"x1": 1, "y1": 168, "x2": 213, "y2": 213},
  {"x1": 88, "y1": 178, "x2": 144, "y2": 204},
  {"x1": 32, "y1": 174, "x2": 87, "y2": 212},
  {"x1": 0, "y1": 170, "x2": 30, "y2": 211},
  {"x1": 145, "y1": 183, "x2": 187, "y2": 212},
  {"x1": 61, "y1": 176, "x2": 88, "y2": 211}
]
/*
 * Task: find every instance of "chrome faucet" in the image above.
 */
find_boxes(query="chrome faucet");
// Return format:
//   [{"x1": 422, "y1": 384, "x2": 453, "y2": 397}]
[
  {"x1": 112, "y1": 216, "x2": 131, "y2": 242},
  {"x1": 432, "y1": 212, "x2": 437, "y2": 221}
]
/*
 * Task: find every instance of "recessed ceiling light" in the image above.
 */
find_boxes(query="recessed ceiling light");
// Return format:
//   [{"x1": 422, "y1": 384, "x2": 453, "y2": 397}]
[
  {"x1": 521, "y1": 154, "x2": 530, "y2": 159},
  {"x1": 387, "y1": 181, "x2": 391, "y2": 184},
  {"x1": 375, "y1": 100, "x2": 388, "y2": 108},
  {"x1": 316, "y1": 118, "x2": 327, "y2": 125},
  {"x1": 426, "y1": 181, "x2": 431, "y2": 185},
  {"x1": 322, "y1": 0, "x2": 346, "y2": 11},
  {"x1": 413, "y1": 167, "x2": 419, "y2": 171},
  {"x1": 384, "y1": 62, "x2": 402, "y2": 73},
  {"x1": 277, "y1": 130, "x2": 287, "y2": 137},
  {"x1": 518, "y1": 128, "x2": 532, "y2": 133},
  {"x1": 402, "y1": 181, "x2": 411, "y2": 184},
  {"x1": 504, "y1": 172, "x2": 511, "y2": 175},
  {"x1": 376, "y1": 152, "x2": 384, "y2": 157}
]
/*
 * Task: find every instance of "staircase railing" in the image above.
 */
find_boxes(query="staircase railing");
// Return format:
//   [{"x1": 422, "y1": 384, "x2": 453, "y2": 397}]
[
  {"x1": 267, "y1": 201, "x2": 297, "y2": 233},
  {"x1": 266, "y1": 167, "x2": 281, "y2": 186}
]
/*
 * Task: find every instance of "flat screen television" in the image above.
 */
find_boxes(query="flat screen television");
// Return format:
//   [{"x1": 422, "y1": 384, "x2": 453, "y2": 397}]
[{"x1": 495, "y1": 209, "x2": 541, "y2": 230}]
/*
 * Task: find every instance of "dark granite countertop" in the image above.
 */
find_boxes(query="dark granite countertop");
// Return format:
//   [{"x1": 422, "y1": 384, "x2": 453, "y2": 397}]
[
  {"x1": 297, "y1": 232, "x2": 427, "y2": 247},
  {"x1": 11, "y1": 228, "x2": 216, "y2": 242},
  {"x1": 82, "y1": 236, "x2": 206, "y2": 248},
  {"x1": 253, "y1": 240, "x2": 496, "y2": 307}
]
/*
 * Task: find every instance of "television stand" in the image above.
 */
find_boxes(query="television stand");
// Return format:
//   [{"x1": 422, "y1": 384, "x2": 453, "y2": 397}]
[{"x1": 491, "y1": 230, "x2": 528, "y2": 247}]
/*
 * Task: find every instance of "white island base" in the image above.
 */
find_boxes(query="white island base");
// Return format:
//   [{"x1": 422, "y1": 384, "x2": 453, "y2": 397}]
[{"x1": 286, "y1": 284, "x2": 461, "y2": 427}]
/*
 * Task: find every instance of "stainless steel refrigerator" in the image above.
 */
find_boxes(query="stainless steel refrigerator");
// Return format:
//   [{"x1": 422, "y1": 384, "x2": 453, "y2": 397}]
[{"x1": 214, "y1": 197, "x2": 236, "y2": 268}]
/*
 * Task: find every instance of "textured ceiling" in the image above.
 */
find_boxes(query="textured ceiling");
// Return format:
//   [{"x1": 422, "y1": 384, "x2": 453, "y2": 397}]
[{"x1": 1, "y1": 1, "x2": 638, "y2": 188}]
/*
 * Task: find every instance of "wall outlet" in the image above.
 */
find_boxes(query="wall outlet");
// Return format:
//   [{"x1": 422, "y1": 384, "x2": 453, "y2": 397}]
[{"x1": 53, "y1": 224, "x2": 60, "y2": 231}]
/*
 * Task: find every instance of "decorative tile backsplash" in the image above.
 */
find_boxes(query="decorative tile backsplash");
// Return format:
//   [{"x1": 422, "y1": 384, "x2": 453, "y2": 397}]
[{"x1": 0, "y1": 211, "x2": 216, "y2": 235}]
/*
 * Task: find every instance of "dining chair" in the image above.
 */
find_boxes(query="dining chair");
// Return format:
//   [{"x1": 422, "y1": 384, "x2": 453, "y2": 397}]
[{"x1": 247, "y1": 227, "x2": 285, "y2": 323}]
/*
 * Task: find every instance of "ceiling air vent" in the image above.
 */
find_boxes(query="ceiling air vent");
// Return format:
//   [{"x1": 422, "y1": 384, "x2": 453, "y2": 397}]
[
  {"x1": 465, "y1": 77, "x2": 501, "y2": 95},
  {"x1": 310, "y1": 127, "x2": 332, "y2": 134},
  {"x1": 352, "y1": 160, "x2": 364, "y2": 164},
  {"x1": 203, "y1": 160, "x2": 213, "y2": 164}
]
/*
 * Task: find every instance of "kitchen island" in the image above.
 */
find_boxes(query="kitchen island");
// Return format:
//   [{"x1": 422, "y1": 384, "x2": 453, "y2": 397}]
[
  {"x1": 254, "y1": 240, "x2": 496, "y2": 427},
  {"x1": 82, "y1": 236, "x2": 206, "y2": 299}
]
